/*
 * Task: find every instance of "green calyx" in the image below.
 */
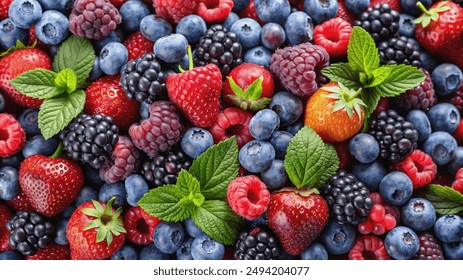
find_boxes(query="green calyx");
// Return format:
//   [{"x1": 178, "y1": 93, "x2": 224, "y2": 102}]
[
  {"x1": 178, "y1": 45, "x2": 194, "y2": 73},
  {"x1": 413, "y1": 1, "x2": 451, "y2": 28},
  {"x1": 325, "y1": 82, "x2": 366, "y2": 119},
  {"x1": 81, "y1": 197, "x2": 126, "y2": 247},
  {"x1": 0, "y1": 40, "x2": 36, "y2": 57},
  {"x1": 225, "y1": 76, "x2": 271, "y2": 111}
]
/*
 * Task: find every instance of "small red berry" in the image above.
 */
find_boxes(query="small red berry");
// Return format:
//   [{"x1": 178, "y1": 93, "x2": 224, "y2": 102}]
[
  {"x1": 393, "y1": 149, "x2": 437, "y2": 189},
  {"x1": 370, "y1": 205, "x2": 385, "y2": 222},
  {"x1": 349, "y1": 235, "x2": 390, "y2": 260},
  {"x1": 314, "y1": 17, "x2": 352, "y2": 58},
  {"x1": 227, "y1": 175, "x2": 270, "y2": 220},
  {"x1": 452, "y1": 168, "x2": 463, "y2": 194},
  {"x1": 196, "y1": 0, "x2": 234, "y2": 23},
  {"x1": 0, "y1": 113, "x2": 26, "y2": 157},
  {"x1": 453, "y1": 119, "x2": 463, "y2": 145},
  {"x1": 124, "y1": 206, "x2": 160, "y2": 245},
  {"x1": 209, "y1": 107, "x2": 254, "y2": 148},
  {"x1": 381, "y1": 214, "x2": 397, "y2": 230},
  {"x1": 123, "y1": 31, "x2": 155, "y2": 61}
]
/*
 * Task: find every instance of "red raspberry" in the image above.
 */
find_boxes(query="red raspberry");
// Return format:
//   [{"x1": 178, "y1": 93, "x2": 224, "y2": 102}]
[
  {"x1": 414, "y1": 232, "x2": 444, "y2": 260},
  {"x1": 314, "y1": 18, "x2": 352, "y2": 58},
  {"x1": 196, "y1": 0, "x2": 234, "y2": 23},
  {"x1": 153, "y1": 0, "x2": 197, "y2": 24},
  {"x1": 349, "y1": 235, "x2": 391, "y2": 260},
  {"x1": 0, "y1": 0, "x2": 13, "y2": 20},
  {"x1": 99, "y1": 136, "x2": 141, "y2": 183},
  {"x1": 452, "y1": 168, "x2": 463, "y2": 194},
  {"x1": 453, "y1": 119, "x2": 463, "y2": 145},
  {"x1": 0, "y1": 114, "x2": 26, "y2": 157},
  {"x1": 124, "y1": 206, "x2": 160, "y2": 245},
  {"x1": 239, "y1": 0, "x2": 264, "y2": 25},
  {"x1": 393, "y1": 149, "x2": 437, "y2": 189},
  {"x1": 337, "y1": 1, "x2": 356, "y2": 23},
  {"x1": 5, "y1": 190, "x2": 34, "y2": 211},
  {"x1": 333, "y1": 141, "x2": 352, "y2": 171},
  {"x1": 0, "y1": 203, "x2": 12, "y2": 252},
  {"x1": 124, "y1": 31, "x2": 155, "y2": 61},
  {"x1": 209, "y1": 107, "x2": 254, "y2": 149},
  {"x1": 227, "y1": 175, "x2": 270, "y2": 220},
  {"x1": 26, "y1": 243, "x2": 71, "y2": 260}
]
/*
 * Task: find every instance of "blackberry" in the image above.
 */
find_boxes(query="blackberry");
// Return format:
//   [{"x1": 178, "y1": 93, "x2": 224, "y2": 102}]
[
  {"x1": 6, "y1": 211, "x2": 54, "y2": 256},
  {"x1": 322, "y1": 170, "x2": 374, "y2": 225},
  {"x1": 353, "y1": 4, "x2": 400, "y2": 43},
  {"x1": 415, "y1": 232, "x2": 444, "y2": 260},
  {"x1": 195, "y1": 24, "x2": 243, "y2": 76},
  {"x1": 120, "y1": 53, "x2": 171, "y2": 104},
  {"x1": 394, "y1": 68, "x2": 436, "y2": 111},
  {"x1": 234, "y1": 227, "x2": 281, "y2": 260},
  {"x1": 369, "y1": 110, "x2": 419, "y2": 162},
  {"x1": 59, "y1": 114, "x2": 119, "y2": 169},
  {"x1": 141, "y1": 150, "x2": 191, "y2": 188},
  {"x1": 378, "y1": 36, "x2": 421, "y2": 67}
]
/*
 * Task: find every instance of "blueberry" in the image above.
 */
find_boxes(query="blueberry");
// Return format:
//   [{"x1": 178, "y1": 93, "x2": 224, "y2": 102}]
[
  {"x1": 420, "y1": 51, "x2": 438, "y2": 72},
  {"x1": 54, "y1": 219, "x2": 68, "y2": 245},
  {"x1": 0, "y1": 154, "x2": 23, "y2": 169},
  {"x1": 249, "y1": 109, "x2": 280, "y2": 140},
  {"x1": 239, "y1": 140, "x2": 276, "y2": 173},
  {"x1": 60, "y1": 204, "x2": 76, "y2": 219},
  {"x1": 233, "y1": 0, "x2": 251, "y2": 12},
  {"x1": 0, "y1": 18, "x2": 28, "y2": 49},
  {"x1": 154, "y1": 222, "x2": 185, "y2": 254},
  {"x1": 260, "y1": 23, "x2": 285, "y2": 50},
  {"x1": 191, "y1": 233, "x2": 225, "y2": 260},
  {"x1": 401, "y1": 198, "x2": 436, "y2": 232},
  {"x1": 422, "y1": 131, "x2": 457, "y2": 166},
  {"x1": 230, "y1": 18, "x2": 262, "y2": 49},
  {"x1": 449, "y1": 147, "x2": 463, "y2": 175},
  {"x1": 400, "y1": 0, "x2": 432, "y2": 16},
  {"x1": 300, "y1": 242, "x2": 328, "y2": 260},
  {"x1": 244, "y1": 46, "x2": 271, "y2": 67},
  {"x1": 442, "y1": 239, "x2": 463, "y2": 260},
  {"x1": 93, "y1": 31, "x2": 123, "y2": 53},
  {"x1": 83, "y1": 164, "x2": 104, "y2": 186},
  {"x1": 320, "y1": 220, "x2": 356, "y2": 255},
  {"x1": 110, "y1": 244, "x2": 138, "y2": 260},
  {"x1": 181, "y1": 127, "x2": 214, "y2": 159},
  {"x1": 99, "y1": 42, "x2": 128, "y2": 75},
  {"x1": 427, "y1": 103, "x2": 460, "y2": 133},
  {"x1": 74, "y1": 185, "x2": 98, "y2": 207},
  {"x1": 36, "y1": 0, "x2": 73, "y2": 12},
  {"x1": 284, "y1": 11, "x2": 313, "y2": 45},
  {"x1": 254, "y1": 0, "x2": 291, "y2": 25},
  {"x1": 140, "y1": 101, "x2": 150, "y2": 120},
  {"x1": 176, "y1": 238, "x2": 194, "y2": 260},
  {"x1": 119, "y1": 0, "x2": 150, "y2": 32},
  {"x1": 405, "y1": 109, "x2": 432, "y2": 142},
  {"x1": 88, "y1": 56, "x2": 103, "y2": 82},
  {"x1": 269, "y1": 91, "x2": 303, "y2": 126},
  {"x1": 0, "y1": 166, "x2": 19, "y2": 200},
  {"x1": 434, "y1": 215, "x2": 463, "y2": 243},
  {"x1": 176, "y1": 15, "x2": 207, "y2": 45},
  {"x1": 398, "y1": 14, "x2": 415, "y2": 38},
  {"x1": 432, "y1": 63, "x2": 463, "y2": 96},
  {"x1": 379, "y1": 171, "x2": 413, "y2": 206},
  {"x1": 224, "y1": 12, "x2": 239, "y2": 31},
  {"x1": 0, "y1": 251, "x2": 24, "y2": 260},
  {"x1": 140, "y1": 15, "x2": 173, "y2": 43},
  {"x1": 260, "y1": 159, "x2": 288, "y2": 191},
  {"x1": 9, "y1": 0, "x2": 43, "y2": 29},
  {"x1": 352, "y1": 161, "x2": 386, "y2": 192},
  {"x1": 303, "y1": 0, "x2": 338, "y2": 24},
  {"x1": 34, "y1": 10, "x2": 69, "y2": 45},
  {"x1": 348, "y1": 133, "x2": 380, "y2": 163},
  {"x1": 125, "y1": 174, "x2": 149, "y2": 207},
  {"x1": 22, "y1": 135, "x2": 58, "y2": 158},
  {"x1": 154, "y1": 34, "x2": 188, "y2": 63},
  {"x1": 98, "y1": 182, "x2": 126, "y2": 208},
  {"x1": 286, "y1": 121, "x2": 303, "y2": 136},
  {"x1": 345, "y1": 0, "x2": 370, "y2": 14},
  {"x1": 139, "y1": 243, "x2": 170, "y2": 260},
  {"x1": 269, "y1": 131, "x2": 292, "y2": 159},
  {"x1": 18, "y1": 108, "x2": 39, "y2": 137},
  {"x1": 184, "y1": 218, "x2": 204, "y2": 238},
  {"x1": 384, "y1": 226, "x2": 419, "y2": 260},
  {"x1": 0, "y1": 92, "x2": 5, "y2": 112}
]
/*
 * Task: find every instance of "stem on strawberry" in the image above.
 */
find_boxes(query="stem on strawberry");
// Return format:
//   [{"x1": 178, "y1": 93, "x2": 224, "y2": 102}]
[
  {"x1": 416, "y1": 2, "x2": 431, "y2": 16},
  {"x1": 50, "y1": 142, "x2": 64, "y2": 159},
  {"x1": 178, "y1": 45, "x2": 194, "y2": 73}
]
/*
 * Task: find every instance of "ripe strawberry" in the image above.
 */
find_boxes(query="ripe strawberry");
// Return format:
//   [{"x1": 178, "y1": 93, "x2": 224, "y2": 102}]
[
  {"x1": 26, "y1": 243, "x2": 71, "y2": 260},
  {"x1": 267, "y1": 188, "x2": 329, "y2": 255},
  {"x1": 0, "y1": 0, "x2": 13, "y2": 20},
  {"x1": 67, "y1": 198, "x2": 126, "y2": 260},
  {"x1": 0, "y1": 203, "x2": 12, "y2": 252},
  {"x1": 0, "y1": 46, "x2": 52, "y2": 108},
  {"x1": 153, "y1": 0, "x2": 198, "y2": 24},
  {"x1": 84, "y1": 75, "x2": 140, "y2": 131},
  {"x1": 305, "y1": 82, "x2": 365, "y2": 143},
  {"x1": 123, "y1": 31, "x2": 155, "y2": 61},
  {"x1": 5, "y1": 190, "x2": 35, "y2": 211},
  {"x1": 196, "y1": 0, "x2": 234, "y2": 23}
]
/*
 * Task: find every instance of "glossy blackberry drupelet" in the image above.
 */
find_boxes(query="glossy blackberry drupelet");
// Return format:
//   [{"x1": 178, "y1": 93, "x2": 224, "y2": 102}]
[
  {"x1": 378, "y1": 36, "x2": 421, "y2": 67},
  {"x1": 353, "y1": 4, "x2": 400, "y2": 43},
  {"x1": 120, "y1": 53, "x2": 171, "y2": 104},
  {"x1": 414, "y1": 232, "x2": 444, "y2": 260},
  {"x1": 234, "y1": 227, "x2": 281, "y2": 260},
  {"x1": 59, "y1": 114, "x2": 119, "y2": 169},
  {"x1": 322, "y1": 170, "x2": 374, "y2": 225},
  {"x1": 195, "y1": 24, "x2": 243, "y2": 76},
  {"x1": 369, "y1": 110, "x2": 419, "y2": 163},
  {"x1": 140, "y1": 150, "x2": 191, "y2": 188},
  {"x1": 6, "y1": 211, "x2": 54, "y2": 256}
]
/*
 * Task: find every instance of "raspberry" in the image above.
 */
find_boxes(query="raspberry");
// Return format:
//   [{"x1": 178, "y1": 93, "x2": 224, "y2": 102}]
[
  {"x1": 349, "y1": 235, "x2": 391, "y2": 260},
  {"x1": 227, "y1": 175, "x2": 270, "y2": 220},
  {"x1": 353, "y1": 4, "x2": 400, "y2": 43},
  {"x1": 209, "y1": 107, "x2": 254, "y2": 148},
  {"x1": 99, "y1": 136, "x2": 141, "y2": 183},
  {"x1": 123, "y1": 31, "x2": 155, "y2": 61},
  {"x1": 234, "y1": 227, "x2": 281, "y2": 260},
  {"x1": 0, "y1": 113, "x2": 26, "y2": 157},
  {"x1": 394, "y1": 68, "x2": 436, "y2": 111},
  {"x1": 444, "y1": 83, "x2": 463, "y2": 112},
  {"x1": 129, "y1": 100, "x2": 183, "y2": 157},
  {"x1": 196, "y1": 0, "x2": 234, "y2": 23},
  {"x1": 270, "y1": 43, "x2": 330, "y2": 97},
  {"x1": 414, "y1": 232, "x2": 444, "y2": 260},
  {"x1": 124, "y1": 206, "x2": 160, "y2": 245},
  {"x1": 314, "y1": 18, "x2": 352, "y2": 58},
  {"x1": 69, "y1": 0, "x2": 122, "y2": 40},
  {"x1": 153, "y1": 0, "x2": 197, "y2": 24},
  {"x1": 392, "y1": 149, "x2": 437, "y2": 189},
  {"x1": 452, "y1": 168, "x2": 463, "y2": 194}
]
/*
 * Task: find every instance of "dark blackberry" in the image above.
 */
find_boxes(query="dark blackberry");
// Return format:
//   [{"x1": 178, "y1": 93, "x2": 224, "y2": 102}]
[
  {"x1": 394, "y1": 68, "x2": 436, "y2": 111},
  {"x1": 234, "y1": 227, "x2": 281, "y2": 260},
  {"x1": 369, "y1": 110, "x2": 419, "y2": 162},
  {"x1": 59, "y1": 114, "x2": 119, "y2": 169},
  {"x1": 120, "y1": 53, "x2": 171, "y2": 104},
  {"x1": 322, "y1": 170, "x2": 374, "y2": 225},
  {"x1": 415, "y1": 232, "x2": 444, "y2": 260},
  {"x1": 353, "y1": 4, "x2": 400, "y2": 43},
  {"x1": 6, "y1": 211, "x2": 54, "y2": 256},
  {"x1": 195, "y1": 24, "x2": 243, "y2": 76},
  {"x1": 141, "y1": 150, "x2": 192, "y2": 188},
  {"x1": 378, "y1": 36, "x2": 421, "y2": 67}
]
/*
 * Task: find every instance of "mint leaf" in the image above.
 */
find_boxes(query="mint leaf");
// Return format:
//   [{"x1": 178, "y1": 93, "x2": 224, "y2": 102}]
[
  {"x1": 192, "y1": 200, "x2": 242, "y2": 245},
  {"x1": 424, "y1": 184, "x2": 463, "y2": 215},
  {"x1": 364, "y1": 66, "x2": 393, "y2": 88},
  {"x1": 53, "y1": 36, "x2": 95, "y2": 87},
  {"x1": 316, "y1": 144, "x2": 340, "y2": 188},
  {"x1": 189, "y1": 137, "x2": 239, "y2": 200},
  {"x1": 321, "y1": 63, "x2": 362, "y2": 90},
  {"x1": 176, "y1": 170, "x2": 204, "y2": 208},
  {"x1": 362, "y1": 90, "x2": 381, "y2": 119},
  {"x1": 347, "y1": 26, "x2": 380, "y2": 75},
  {"x1": 38, "y1": 89, "x2": 86, "y2": 139},
  {"x1": 373, "y1": 65, "x2": 426, "y2": 97},
  {"x1": 9, "y1": 69, "x2": 62, "y2": 99},
  {"x1": 55, "y1": 69, "x2": 77, "y2": 93}
]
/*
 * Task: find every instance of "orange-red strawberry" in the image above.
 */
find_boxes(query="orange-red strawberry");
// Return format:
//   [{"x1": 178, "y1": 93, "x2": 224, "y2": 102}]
[
  {"x1": 26, "y1": 243, "x2": 71, "y2": 260},
  {"x1": 123, "y1": 31, "x2": 155, "y2": 61},
  {"x1": 0, "y1": 203, "x2": 12, "y2": 252},
  {"x1": 304, "y1": 82, "x2": 365, "y2": 143},
  {"x1": 67, "y1": 198, "x2": 126, "y2": 260},
  {"x1": 153, "y1": 0, "x2": 198, "y2": 24}
]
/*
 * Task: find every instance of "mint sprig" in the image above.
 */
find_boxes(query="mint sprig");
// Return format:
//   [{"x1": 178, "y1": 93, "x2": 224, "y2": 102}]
[{"x1": 424, "y1": 184, "x2": 463, "y2": 215}]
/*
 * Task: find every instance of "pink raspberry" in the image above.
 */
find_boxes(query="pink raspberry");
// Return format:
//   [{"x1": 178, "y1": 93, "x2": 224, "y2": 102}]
[
  {"x1": 99, "y1": 136, "x2": 141, "y2": 183},
  {"x1": 349, "y1": 235, "x2": 391, "y2": 260},
  {"x1": 209, "y1": 107, "x2": 254, "y2": 149},
  {"x1": 393, "y1": 149, "x2": 437, "y2": 189},
  {"x1": 0, "y1": 113, "x2": 26, "y2": 157},
  {"x1": 227, "y1": 175, "x2": 270, "y2": 220}
]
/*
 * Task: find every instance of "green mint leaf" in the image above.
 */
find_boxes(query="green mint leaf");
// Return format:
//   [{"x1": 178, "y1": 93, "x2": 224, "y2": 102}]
[
  {"x1": 192, "y1": 200, "x2": 242, "y2": 245},
  {"x1": 347, "y1": 27, "x2": 380, "y2": 75},
  {"x1": 364, "y1": 66, "x2": 393, "y2": 88},
  {"x1": 38, "y1": 89, "x2": 86, "y2": 139},
  {"x1": 316, "y1": 144, "x2": 340, "y2": 188},
  {"x1": 55, "y1": 69, "x2": 77, "y2": 93},
  {"x1": 242, "y1": 76, "x2": 263, "y2": 101},
  {"x1": 321, "y1": 63, "x2": 362, "y2": 90},
  {"x1": 9, "y1": 69, "x2": 62, "y2": 99},
  {"x1": 424, "y1": 184, "x2": 463, "y2": 215},
  {"x1": 360, "y1": 89, "x2": 382, "y2": 132},
  {"x1": 189, "y1": 137, "x2": 239, "y2": 200},
  {"x1": 373, "y1": 65, "x2": 426, "y2": 97},
  {"x1": 177, "y1": 170, "x2": 205, "y2": 208},
  {"x1": 226, "y1": 77, "x2": 244, "y2": 96},
  {"x1": 53, "y1": 36, "x2": 95, "y2": 87}
]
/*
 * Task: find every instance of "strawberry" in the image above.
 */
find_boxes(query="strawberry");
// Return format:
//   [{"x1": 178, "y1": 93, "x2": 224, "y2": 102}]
[
  {"x1": 167, "y1": 47, "x2": 222, "y2": 128},
  {"x1": 26, "y1": 243, "x2": 71, "y2": 260},
  {"x1": 267, "y1": 188, "x2": 329, "y2": 255},
  {"x1": 153, "y1": 0, "x2": 198, "y2": 24},
  {"x1": 414, "y1": 1, "x2": 463, "y2": 69},
  {"x1": 66, "y1": 198, "x2": 126, "y2": 260},
  {"x1": 0, "y1": 203, "x2": 12, "y2": 252},
  {"x1": 123, "y1": 31, "x2": 155, "y2": 61},
  {"x1": 0, "y1": 0, "x2": 13, "y2": 20},
  {"x1": 5, "y1": 190, "x2": 35, "y2": 211},
  {"x1": 304, "y1": 82, "x2": 365, "y2": 143}
]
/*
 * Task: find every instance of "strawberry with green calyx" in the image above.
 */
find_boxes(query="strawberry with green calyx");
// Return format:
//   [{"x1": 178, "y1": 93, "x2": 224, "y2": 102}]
[{"x1": 67, "y1": 197, "x2": 126, "y2": 260}]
